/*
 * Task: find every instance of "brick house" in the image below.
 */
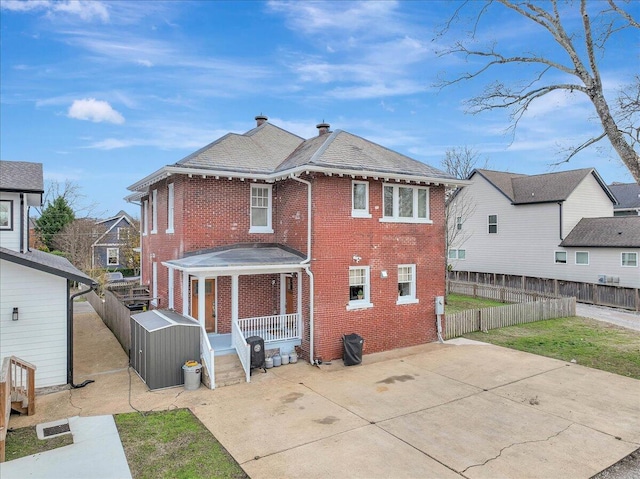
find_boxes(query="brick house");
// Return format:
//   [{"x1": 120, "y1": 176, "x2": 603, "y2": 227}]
[{"x1": 126, "y1": 116, "x2": 463, "y2": 385}]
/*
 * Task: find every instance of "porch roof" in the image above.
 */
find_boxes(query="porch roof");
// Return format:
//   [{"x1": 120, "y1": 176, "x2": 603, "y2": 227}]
[{"x1": 163, "y1": 243, "x2": 306, "y2": 273}]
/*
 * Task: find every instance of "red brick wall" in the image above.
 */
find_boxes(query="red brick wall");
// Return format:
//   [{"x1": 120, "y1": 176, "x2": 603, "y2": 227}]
[{"x1": 140, "y1": 172, "x2": 446, "y2": 362}]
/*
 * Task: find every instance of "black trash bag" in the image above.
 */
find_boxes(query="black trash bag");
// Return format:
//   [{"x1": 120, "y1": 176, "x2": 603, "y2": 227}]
[{"x1": 342, "y1": 333, "x2": 364, "y2": 366}]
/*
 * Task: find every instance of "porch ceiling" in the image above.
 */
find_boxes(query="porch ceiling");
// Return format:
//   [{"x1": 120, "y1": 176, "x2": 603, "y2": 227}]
[{"x1": 163, "y1": 243, "x2": 306, "y2": 273}]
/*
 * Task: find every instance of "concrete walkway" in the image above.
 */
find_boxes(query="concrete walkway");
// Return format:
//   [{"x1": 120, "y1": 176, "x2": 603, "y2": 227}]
[
  {"x1": 5, "y1": 302, "x2": 640, "y2": 478},
  {"x1": 576, "y1": 303, "x2": 640, "y2": 331},
  {"x1": 0, "y1": 415, "x2": 131, "y2": 479}
]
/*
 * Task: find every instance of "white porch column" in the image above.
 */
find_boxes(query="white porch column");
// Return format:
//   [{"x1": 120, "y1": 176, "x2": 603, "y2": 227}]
[
  {"x1": 182, "y1": 271, "x2": 189, "y2": 316},
  {"x1": 231, "y1": 274, "x2": 239, "y2": 324},
  {"x1": 279, "y1": 273, "x2": 286, "y2": 315},
  {"x1": 168, "y1": 267, "x2": 174, "y2": 310},
  {"x1": 297, "y1": 271, "x2": 302, "y2": 329},
  {"x1": 198, "y1": 275, "x2": 206, "y2": 327}
]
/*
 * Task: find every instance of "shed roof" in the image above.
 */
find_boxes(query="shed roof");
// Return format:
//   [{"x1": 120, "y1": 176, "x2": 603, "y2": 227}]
[
  {"x1": 560, "y1": 217, "x2": 640, "y2": 248},
  {"x1": 131, "y1": 310, "x2": 199, "y2": 332},
  {"x1": 0, "y1": 247, "x2": 96, "y2": 285},
  {"x1": 0, "y1": 160, "x2": 44, "y2": 193}
]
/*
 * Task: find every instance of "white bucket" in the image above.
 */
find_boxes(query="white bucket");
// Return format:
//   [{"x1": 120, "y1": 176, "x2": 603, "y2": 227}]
[{"x1": 281, "y1": 353, "x2": 290, "y2": 365}]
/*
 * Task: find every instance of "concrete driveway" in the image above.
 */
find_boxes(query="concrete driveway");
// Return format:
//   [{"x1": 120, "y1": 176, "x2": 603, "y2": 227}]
[{"x1": 9, "y1": 303, "x2": 640, "y2": 478}]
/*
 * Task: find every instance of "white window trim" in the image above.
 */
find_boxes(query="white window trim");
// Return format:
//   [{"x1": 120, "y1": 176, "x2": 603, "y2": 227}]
[
  {"x1": 575, "y1": 251, "x2": 589, "y2": 265},
  {"x1": 379, "y1": 183, "x2": 432, "y2": 224},
  {"x1": 142, "y1": 199, "x2": 148, "y2": 236},
  {"x1": 151, "y1": 189, "x2": 158, "y2": 234},
  {"x1": 347, "y1": 265, "x2": 373, "y2": 311},
  {"x1": 448, "y1": 249, "x2": 466, "y2": 261},
  {"x1": 166, "y1": 183, "x2": 175, "y2": 234},
  {"x1": 351, "y1": 180, "x2": 372, "y2": 218},
  {"x1": 621, "y1": 252, "x2": 638, "y2": 267},
  {"x1": 488, "y1": 214, "x2": 498, "y2": 234},
  {"x1": 249, "y1": 184, "x2": 274, "y2": 234},
  {"x1": 397, "y1": 264, "x2": 419, "y2": 305},
  {"x1": 554, "y1": 251, "x2": 567, "y2": 264},
  {"x1": 106, "y1": 247, "x2": 119, "y2": 266}
]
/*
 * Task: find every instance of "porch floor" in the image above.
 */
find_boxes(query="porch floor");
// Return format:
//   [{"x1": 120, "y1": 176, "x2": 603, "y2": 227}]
[{"x1": 207, "y1": 332, "x2": 302, "y2": 358}]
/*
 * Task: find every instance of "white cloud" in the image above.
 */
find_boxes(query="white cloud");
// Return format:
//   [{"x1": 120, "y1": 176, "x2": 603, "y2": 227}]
[
  {"x1": 1, "y1": 0, "x2": 109, "y2": 22},
  {"x1": 68, "y1": 98, "x2": 124, "y2": 124}
]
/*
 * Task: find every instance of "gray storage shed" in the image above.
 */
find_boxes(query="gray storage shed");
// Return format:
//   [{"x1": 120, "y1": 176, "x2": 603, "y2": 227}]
[{"x1": 130, "y1": 309, "x2": 200, "y2": 390}]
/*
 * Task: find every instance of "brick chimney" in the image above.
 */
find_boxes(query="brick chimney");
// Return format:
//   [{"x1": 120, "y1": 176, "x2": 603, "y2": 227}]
[
  {"x1": 316, "y1": 122, "x2": 330, "y2": 136},
  {"x1": 255, "y1": 114, "x2": 268, "y2": 127}
]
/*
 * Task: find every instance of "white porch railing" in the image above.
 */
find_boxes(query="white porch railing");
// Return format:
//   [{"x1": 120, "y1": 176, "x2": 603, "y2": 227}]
[
  {"x1": 232, "y1": 320, "x2": 251, "y2": 383},
  {"x1": 199, "y1": 325, "x2": 215, "y2": 389},
  {"x1": 236, "y1": 313, "x2": 300, "y2": 343}
]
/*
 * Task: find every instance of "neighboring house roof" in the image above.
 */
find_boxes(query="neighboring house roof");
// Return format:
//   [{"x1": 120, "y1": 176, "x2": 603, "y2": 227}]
[
  {"x1": 0, "y1": 247, "x2": 96, "y2": 285},
  {"x1": 560, "y1": 217, "x2": 640, "y2": 248},
  {"x1": 609, "y1": 183, "x2": 640, "y2": 211},
  {"x1": 472, "y1": 168, "x2": 616, "y2": 205},
  {"x1": 0, "y1": 160, "x2": 44, "y2": 193},
  {"x1": 96, "y1": 210, "x2": 135, "y2": 225},
  {"x1": 127, "y1": 118, "x2": 464, "y2": 198},
  {"x1": 164, "y1": 243, "x2": 306, "y2": 271},
  {"x1": 93, "y1": 211, "x2": 138, "y2": 247}
]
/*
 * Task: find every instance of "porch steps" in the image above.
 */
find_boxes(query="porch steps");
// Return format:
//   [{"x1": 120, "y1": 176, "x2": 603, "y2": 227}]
[{"x1": 214, "y1": 354, "x2": 246, "y2": 388}]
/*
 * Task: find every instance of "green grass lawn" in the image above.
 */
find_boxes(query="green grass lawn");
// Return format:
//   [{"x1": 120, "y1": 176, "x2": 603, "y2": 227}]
[
  {"x1": 445, "y1": 293, "x2": 506, "y2": 314},
  {"x1": 4, "y1": 425, "x2": 73, "y2": 461},
  {"x1": 115, "y1": 408, "x2": 247, "y2": 479},
  {"x1": 464, "y1": 316, "x2": 640, "y2": 379}
]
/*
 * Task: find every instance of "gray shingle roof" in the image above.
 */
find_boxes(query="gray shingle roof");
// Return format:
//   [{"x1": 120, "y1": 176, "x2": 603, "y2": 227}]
[
  {"x1": 0, "y1": 161, "x2": 44, "y2": 193},
  {"x1": 276, "y1": 130, "x2": 454, "y2": 179},
  {"x1": 560, "y1": 217, "x2": 640, "y2": 248},
  {"x1": 0, "y1": 247, "x2": 96, "y2": 285},
  {"x1": 166, "y1": 243, "x2": 305, "y2": 270},
  {"x1": 474, "y1": 168, "x2": 615, "y2": 204},
  {"x1": 609, "y1": 183, "x2": 640, "y2": 210}
]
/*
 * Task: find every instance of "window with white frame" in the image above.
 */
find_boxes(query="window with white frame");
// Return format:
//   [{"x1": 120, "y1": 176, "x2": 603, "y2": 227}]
[
  {"x1": 488, "y1": 215, "x2": 498, "y2": 234},
  {"x1": 0, "y1": 200, "x2": 13, "y2": 230},
  {"x1": 151, "y1": 189, "x2": 158, "y2": 234},
  {"x1": 143, "y1": 199, "x2": 148, "y2": 235},
  {"x1": 117, "y1": 227, "x2": 130, "y2": 240},
  {"x1": 381, "y1": 184, "x2": 430, "y2": 223},
  {"x1": 166, "y1": 183, "x2": 174, "y2": 233},
  {"x1": 449, "y1": 249, "x2": 466, "y2": 260},
  {"x1": 107, "y1": 248, "x2": 119, "y2": 266},
  {"x1": 575, "y1": 251, "x2": 589, "y2": 265},
  {"x1": 352, "y1": 181, "x2": 371, "y2": 218},
  {"x1": 250, "y1": 185, "x2": 273, "y2": 233},
  {"x1": 555, "y1": 251, "x2": 567, "y2": 264},
  {"x1": 348, "y1": 266, "x2": 372, "y2": 309},
  {"x1": 621, "y1": 252, "x2": 638, "y2": 267},
  {"x1": 456, "y1": 216, "x2": 463, "y2": 231},
  {"x1": 397, "y1": 264, "x2": 418, "y2": 304}
]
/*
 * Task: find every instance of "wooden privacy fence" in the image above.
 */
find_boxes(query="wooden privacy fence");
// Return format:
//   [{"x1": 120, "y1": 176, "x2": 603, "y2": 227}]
[
  {"x1": 448, "y1": 271, "x2": 639, "y2": 311},
  {"x1": 87, "y1": 290, "x2": 132, "y2": 354},
  {"x1": 448, "y1": 281, "x2": 560, "y2": 302},
  {"x1": 445, "y1": 297, "x2": 576, "y2": 340}
]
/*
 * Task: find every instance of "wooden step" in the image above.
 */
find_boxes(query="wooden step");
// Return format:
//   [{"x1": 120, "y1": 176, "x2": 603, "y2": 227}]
[{"x1": 214, "y1": 355, "x2": 246, "y2": 388}]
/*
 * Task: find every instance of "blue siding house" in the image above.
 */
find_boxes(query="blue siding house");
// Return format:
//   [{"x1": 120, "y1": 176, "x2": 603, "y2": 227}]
[{"x1": 92, "y1": 210, "x2": 139, "y2": 272}]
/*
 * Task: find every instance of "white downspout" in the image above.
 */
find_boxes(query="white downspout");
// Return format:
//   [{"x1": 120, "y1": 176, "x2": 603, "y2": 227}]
[{"x1": 290, "y1": 174, "x2": 315, "y2": 365}]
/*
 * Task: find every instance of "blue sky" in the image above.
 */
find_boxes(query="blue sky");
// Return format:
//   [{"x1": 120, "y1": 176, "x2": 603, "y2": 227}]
[{"x1": 1, "y1": 0, "x2": 638, "y2": 217}]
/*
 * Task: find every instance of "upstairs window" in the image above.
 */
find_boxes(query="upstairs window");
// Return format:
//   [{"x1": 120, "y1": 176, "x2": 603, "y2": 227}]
[
  {"x1": 449, "y1": 249, "x2": 466, "y2": 260},
  {"x1": 381, "y1": 184, "x2": 430, "y2": 223},
  {"x1": 107, "y1": 248, "x2": 119, "y2": 266},
  {"x1": 575, "y1": 251, "x2": 589, "y2": 265},
  {"x1": 555, "y1": 251, "x2": 567, "y2": 264},
  {"x1": 0, "y1": 200, "x2": 13, "y2": 230},
  {"x1": 456, "y1": 216, "x2": 463, "y2": 231},
  {"x1": 117, "y1": 227, "x2": 130, "y2": 240},
  {"x1": 151, "y1": 189, "x2": 158, "y2": 234},
  {"x1": 621, "y1": 252, "x2": 637, "y2": 267},
  {"x1": 142, "y1": 200, "x2": 149, "y2": 236},
  {"x1": 166, "y1": 183, "x2": 175, "y2": 233},
  {"x1": 250, "y1": 185, "x2": 273, "y2": 233},
  {"x1": 352, "y1": 181, "x2": 371, "y2": 218},
  {"x1": 347, "y1": 266, "x2": 372, "y2": 310},
  {"x1": 488, "y1": 215, "x2": 498, "y2": 234},
  {"x1": 397, "y1": 264, "x2": 418, "y2": 304}
]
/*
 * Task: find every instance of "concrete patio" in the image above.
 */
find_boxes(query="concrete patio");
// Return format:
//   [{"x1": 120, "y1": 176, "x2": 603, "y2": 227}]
[{"x1": 6, "y1": 302, "x2": 640, "y2": 478}]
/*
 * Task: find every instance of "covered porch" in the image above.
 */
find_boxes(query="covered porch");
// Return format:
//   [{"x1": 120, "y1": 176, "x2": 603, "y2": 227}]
[{"x1": 163, "y1": 243, "x2": 307, "y2": 388}]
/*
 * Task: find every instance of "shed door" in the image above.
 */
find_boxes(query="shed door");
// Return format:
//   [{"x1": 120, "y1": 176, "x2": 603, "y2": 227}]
[{"x1": 191, "y1": 278, "x2": 216, "y2": 333}]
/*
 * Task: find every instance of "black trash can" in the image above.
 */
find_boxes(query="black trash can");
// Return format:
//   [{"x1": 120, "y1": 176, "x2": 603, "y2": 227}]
[
  {"x1": 343, "y1": 333, "x2": 364, "y2": 366},
  {"x1": 246, "y1": 336, "x2": 266, "y2": 372}
]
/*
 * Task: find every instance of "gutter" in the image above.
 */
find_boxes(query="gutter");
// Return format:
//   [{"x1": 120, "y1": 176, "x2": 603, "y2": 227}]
[
  {"x1": 290, "y1": 174, "x2": 315, "y2": 365},
  {"x1": 68, "y1": 281, "x2": 98, "y2": 388},
  {"x1": 558, "y1": 201, "x2": 564, "y2": 241}
]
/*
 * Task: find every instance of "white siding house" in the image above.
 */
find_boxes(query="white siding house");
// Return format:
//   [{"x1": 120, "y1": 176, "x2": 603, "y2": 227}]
[
  {"x1": 448, "y1": 168, "x2": 639, "y2": 288},
  {"x1": 0, "y1": 161, "x2": 96, "y2": 388}
]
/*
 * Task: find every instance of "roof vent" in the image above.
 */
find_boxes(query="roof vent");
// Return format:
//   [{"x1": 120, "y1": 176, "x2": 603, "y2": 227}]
[
  {"x1": 255, "y1": 114, "x2": 268, "y2": 127},
  {"x1": 316, "y1": 122, "x2": 330, "y2": 136}
]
